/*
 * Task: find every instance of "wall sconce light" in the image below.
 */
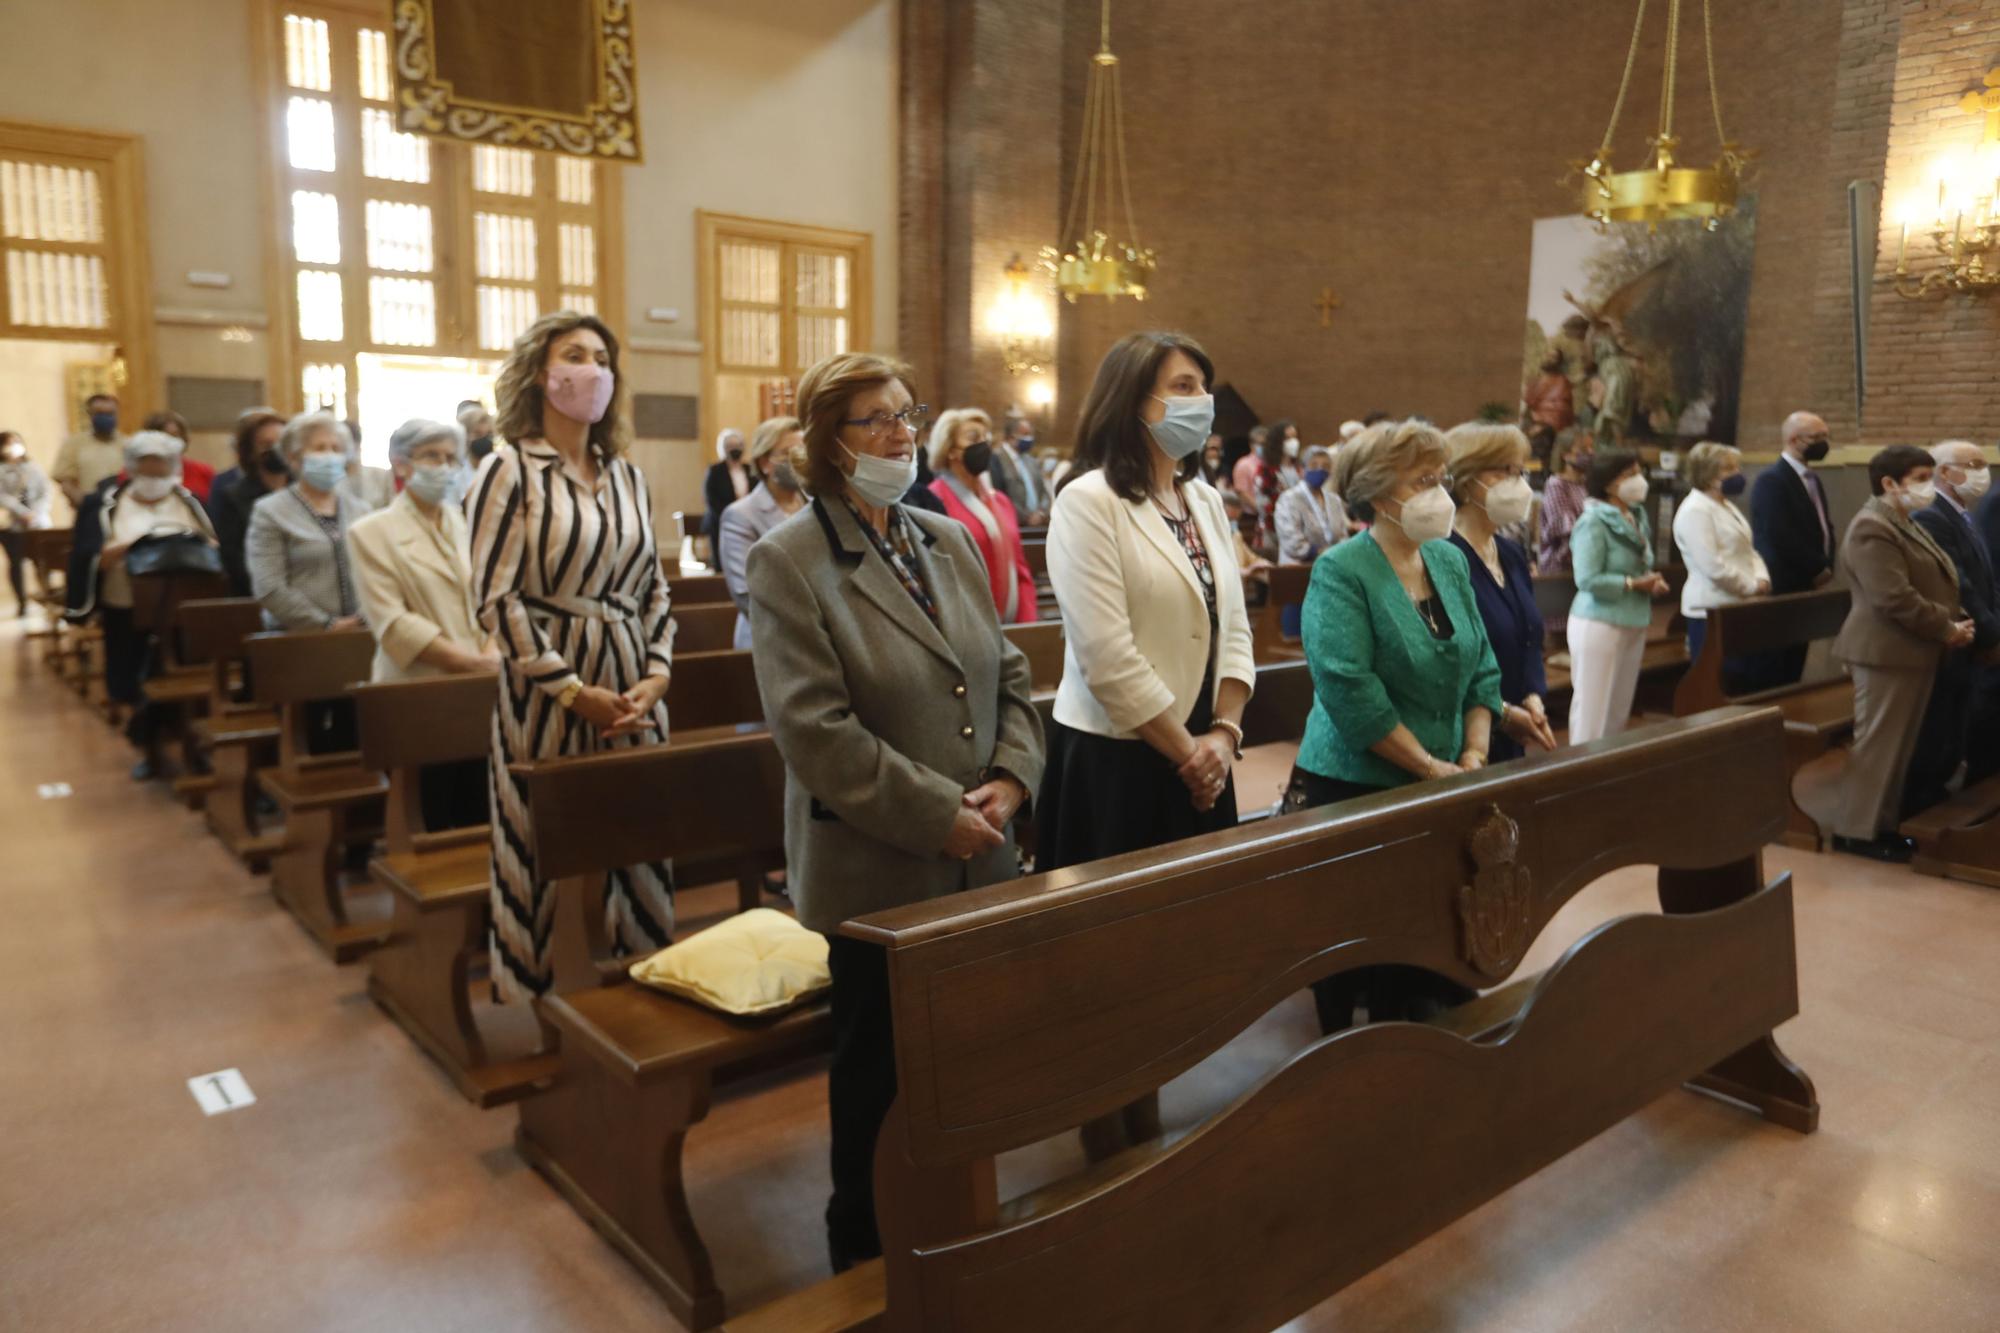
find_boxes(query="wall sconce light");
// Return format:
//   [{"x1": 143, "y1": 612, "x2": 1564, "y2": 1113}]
[
  {"x1": 988, "y1": 255, "x2": 1056, "y2": 375},
  {"x1": 1891, "y1": 68, "x2": 2000, "y2": 300},
  {"x1": 1024, "y1": 377, "x2": 1056, "y2": 414}
]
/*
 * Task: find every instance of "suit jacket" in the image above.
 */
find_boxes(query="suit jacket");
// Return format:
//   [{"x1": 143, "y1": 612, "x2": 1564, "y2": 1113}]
[
  {"x1": 1833, "y1": 497, "x2": 1962, "y2": 670},
  {"x1": 347, "y1": 492, "x2": 483, "y2": 681},
  {"x1": 1045, "y1": 469, "x2": 1257, "y2": 738},
  {"x1": 245, "y1": 485, "x2": 370, "y2": 630},
  {"x1": 1750, "y1": 459, "x2": 1836, "y2": 595},
  {"x1": 988, "y1": 443, "x2": 1045, "y2": 521},
  {"x1": 702, "y1": 459, "x2": 750, "y2": 541},
  {"x1": 928, "y1": 474, "x2": 1038, "y2": 624},
  {"x1": 717, "y1": 482, "x2": 798, "y2": 649},
  {"x1": 746, "y1": 497, "x2": 1046, "y2": 934},
  {"x1": 1920, "y1": 494, "x2": 2000, "y2": 652}
]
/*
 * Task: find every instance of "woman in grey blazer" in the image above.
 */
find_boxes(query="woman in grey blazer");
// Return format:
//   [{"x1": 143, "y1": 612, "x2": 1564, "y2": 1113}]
[
  {"x1": 747, "y1": 350, "x2": 1044, "y2": 1274},
  {"x1": 245, "y1": 410, "x2": 372, "y2": 632}
]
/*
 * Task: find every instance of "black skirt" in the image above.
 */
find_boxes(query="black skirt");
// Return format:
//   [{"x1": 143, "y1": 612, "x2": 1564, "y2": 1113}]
[{"x1": 1036, "y1": 666, "x2": 1237, "y2": 872}]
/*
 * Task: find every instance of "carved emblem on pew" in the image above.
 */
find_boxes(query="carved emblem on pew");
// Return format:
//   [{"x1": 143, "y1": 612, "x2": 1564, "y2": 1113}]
[{"x1": 1458, "y1": 804, "x2": 1534, "y2": 979}]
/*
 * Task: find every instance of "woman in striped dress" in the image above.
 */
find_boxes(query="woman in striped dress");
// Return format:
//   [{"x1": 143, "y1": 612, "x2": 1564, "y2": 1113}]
[{"x1": 470, "y1": 311, "x2": 675, "y2": 1002}]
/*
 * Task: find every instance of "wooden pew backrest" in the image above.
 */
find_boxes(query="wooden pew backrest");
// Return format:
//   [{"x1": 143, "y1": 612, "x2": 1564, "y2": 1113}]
[
  {"x1": 668, "y1": 571, "x2": 731, "y2": 606},
  {"x1": 673, "y1": 603, "x2": 739, "y2": 654},
  {"x1": 245, "y1": 628, "x2": 377, "y2": 767},
  {"x1": 668, "y1": 649, "x2": 767, "y2": 732},
  {"x1": 1673, "y1": 587, "x2": 1852, "y2": 715},
  {"x1": 847, "y1": 706, "x2": 1813, "y2": 1333},
  {"x1": 179, "y1": 598, "x2": 270, "y2": 710},
  {"x1": 353, "y1": 672, "x2": 497, "y2": 852},
  {"x1": 1001, "y1": 620, "x2": 1064, "y2": 693}
]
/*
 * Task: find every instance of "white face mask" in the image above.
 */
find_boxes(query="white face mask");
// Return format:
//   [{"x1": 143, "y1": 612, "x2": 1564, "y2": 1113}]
[
  {"x1": 1385, "y1": 484, "x2": 1455, "y2": 544},
  {"x1": 1954, "y1": 466, "x2": 1990, "y2": 501},
  {"x1": 1898, "y1": 479, "x2": 1937, "y2": 511},
  {"x1": 839, "y1": 439, "x2": 917, "y2": 508},
  {"x1": 1479, "y1": 475, "x2": 1534, "y2": 528},
  {"x1": 1283, "y1": 437, "x2": 1301, "y2": 459},
  {"x1": 129, "y1": 474, "x2": 174, "y2": 502},
  {"x1": 1615, "y1": 473, "x2": 1649, "y2": 506}
]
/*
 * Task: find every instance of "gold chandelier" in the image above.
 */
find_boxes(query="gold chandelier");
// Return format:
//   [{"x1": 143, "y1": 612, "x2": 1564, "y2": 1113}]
[
  {"x1": 1568, "y1": 0, "x2": 1753, "y2": 229},
  {"x1": 1042, "y1": 0, "x2": 1155, "y2": 301}
]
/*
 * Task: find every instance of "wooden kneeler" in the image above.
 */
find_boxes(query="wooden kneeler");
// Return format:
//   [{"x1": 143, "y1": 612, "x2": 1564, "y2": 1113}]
[
  {"x1": 1901, "y1": 773, "x2": 2000, "y2": 889},
  {"x1": 246, "y1": 628, "x2": 388, "y2": 961},
  {"x1": 353, "y1": 672, "x2": 560, "y2": 1106},
  {"x1": 515, "y1": 731, "x2": 819, "y2": 1332},
  {"x1": 726, "y1": 706, "x2": 1817, "y2": 1332}
]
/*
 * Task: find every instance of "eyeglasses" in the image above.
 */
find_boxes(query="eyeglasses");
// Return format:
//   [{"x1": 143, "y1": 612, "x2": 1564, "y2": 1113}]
[
  {"x1": 1409, "y1": 472, "x2": 1446, "y2": 491},
  {"x1": 842, "y1": 405, "x2": 930, "y2": 437}
]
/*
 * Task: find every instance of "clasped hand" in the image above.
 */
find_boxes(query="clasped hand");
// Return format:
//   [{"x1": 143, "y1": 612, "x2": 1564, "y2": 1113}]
[
  {"x1": 944, "y1": 775, "x2": 1027, "y2": 860},
  {"x1": 570, "y1": 673, "x2": 669, "y2": 738},
  {"x1": 1177, "y1": 730, "x2": 1234, "y2": 813}
]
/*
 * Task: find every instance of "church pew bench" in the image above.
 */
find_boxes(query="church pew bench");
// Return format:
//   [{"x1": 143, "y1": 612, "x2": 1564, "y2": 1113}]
[
  {"x1": 515, "y1": 730, "x2": 815, "y2": 1332},
  {"x1": 725, "y1": 705, "x2": 1817, "y2": 1331},
  {"x1": 1250, "y1": 562, "x2": 1311, "y2": 663},
  {"x1": 131, "y1": 569, "x2": 231, "y2": 804},
  {"x1": 1671, "y1": 587, "x2": 1852, "y2": 850},
  {"x1": 353, "y1": 671, "x2": 562, "y2": 1107},
  {"x1": 179, "y1": 598, "x2": 285, "y2": 869},
  {"x1": 21, "y1": 526, "x2": 74, "y2": 667},
  {"x1": 245, "y1": 628, "x2": 389, "y2": 961},
  {"x1": 668, "y1": 571, "x2": 732, "y2": 607},
  {"x1": 1900, "y1": 772, "x2": 2000, "y2": 889},
  {"x1": 674, "y1": 603, "x2": 740, "y2": 654},
  {"x1": 1002, "y1": 619, "x2": 1064, "y2": 694}
]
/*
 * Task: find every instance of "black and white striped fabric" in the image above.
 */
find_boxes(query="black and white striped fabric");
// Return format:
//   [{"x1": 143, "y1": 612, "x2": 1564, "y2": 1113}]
[{"x1": 468, "y1": 438, "x2": 675, "y2": 1002}]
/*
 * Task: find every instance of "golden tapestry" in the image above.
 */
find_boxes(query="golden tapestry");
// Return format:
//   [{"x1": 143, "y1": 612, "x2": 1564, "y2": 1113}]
[{"x1": 393, "y1": 0, "x2": 642, "y2": 161}]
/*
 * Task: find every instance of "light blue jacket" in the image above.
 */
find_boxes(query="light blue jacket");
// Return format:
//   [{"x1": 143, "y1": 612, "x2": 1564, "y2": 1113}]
[{"x1": 1570, "y1": 500, "x2": 1656, "y2": 629}]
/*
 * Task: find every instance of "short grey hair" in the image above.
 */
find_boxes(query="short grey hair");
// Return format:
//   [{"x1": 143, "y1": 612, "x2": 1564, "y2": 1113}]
[
  {"x1": 1334, "y1": 418, "x2": 1449, "y2": 519},
  {"x1": 1301, "y1": 444, "x2": 1333, "y2": 470},
  {"x1": 388, "y1": 418, "x2": 463, "y2": 464},
  {"x1": 1931, "y1": 439, "x2": 1982, "y2": 468},
  {"x1": 1683, "y1": 441, "x2": 1741, "y2": 494},
  {"x1": 279, "y1": 410, "x2": 350, "y2": 465}
]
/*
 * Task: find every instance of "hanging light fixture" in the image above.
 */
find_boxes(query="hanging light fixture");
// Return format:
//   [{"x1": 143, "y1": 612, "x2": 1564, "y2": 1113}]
[
  {"x1": 1567, "y1": 0, "x2": 1753, "y2": 230},
  {"x1": 989, "y1": 255, "x2": 1056, "y2": 374},
  {"x1": 1041, "y1": 0, "x2": 1155, "y2": 301}
]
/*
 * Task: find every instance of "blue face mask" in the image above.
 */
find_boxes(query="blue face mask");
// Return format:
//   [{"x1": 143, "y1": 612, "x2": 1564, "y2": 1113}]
[
  {"x1": 300, "y1": 452, "x2": 348, "y2": 492},
  {"x1": 1015, "y1": 436, "x2": 1035, "y2": 453},
  {"x1": 1144, "y1": 393, "x2": 1215, "y2": 461},
  {"x1": 90, "y1": 412, "x2": 118, "y2": 436},
  {"x1": 1305, "y1": 468, "x2": 1330, "y2": 490},
  {"x1": 1720, "y1": 473, "x2": 1747, "y2": 497},
  {"x1": 404, "y1": 462, "x2": 462, "y2": 506}
]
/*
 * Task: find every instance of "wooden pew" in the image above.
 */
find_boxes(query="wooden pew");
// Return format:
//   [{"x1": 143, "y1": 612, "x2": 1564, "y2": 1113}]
[
  {"x1": 246, "y1": 628, "x2": 390, "y2": 961},
  {"x1": 1901, "y1": 774, "x2": 2000, "y2": 890},
  {"x1": 21, "y1": 526, "x2": 73, "y2": 666},
  {"x1": 353, "y1": 671, "x2": 560, "y2": 1106},
  {"x1": 1250, "y1": 562, "x2": 1311, "y2": 662},
  {"x1": 181, "y1": 598, "x2": 285, "y2": 869},
  {"x1": 131, "y1": 569, "x2": 231, "y2": 801},
  {"x1": 514, "y1": 730, "x2": 819, "y2": 1331},
  {"x1": 675, "y1": 604, "x2": 740, "y2": 654},
  {"x1": 1003, "y1": 619, "x2": 1064, "y2": 694},
  {"x1": 668, "y1": 571, "x2": 732, "y2": 607},
  {"x1": 727, "y1": 705, "x2": 1817, "y2": 1331},
  {"x1": 1671, "y1": 587, "x2": 1853, "y2": 851}
]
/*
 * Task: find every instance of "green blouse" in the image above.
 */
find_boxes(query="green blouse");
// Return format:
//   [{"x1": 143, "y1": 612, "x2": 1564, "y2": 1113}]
[{"x1": 1297, "y1": 532, "x2": 1507, "y2": 789}]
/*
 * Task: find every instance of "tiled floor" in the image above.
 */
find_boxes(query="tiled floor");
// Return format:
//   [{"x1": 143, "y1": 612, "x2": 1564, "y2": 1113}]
[{"x1": 5, "y1": 618, "x2": 1999, "y2": 1332}]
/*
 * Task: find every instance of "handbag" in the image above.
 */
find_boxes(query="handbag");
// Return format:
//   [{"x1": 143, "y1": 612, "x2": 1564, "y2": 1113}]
[{"x1": 126, "y1": 529, "x2": 224, "y2": 579}]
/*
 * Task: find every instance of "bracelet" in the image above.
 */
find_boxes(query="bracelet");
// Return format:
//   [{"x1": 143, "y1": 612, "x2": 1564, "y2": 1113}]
[
  {"x1": 556, "y1": 678, "x2": 584, "y2": 711},
  {"x1": 1211, "y1": 718, "x2": 1245, "y2": 759}
]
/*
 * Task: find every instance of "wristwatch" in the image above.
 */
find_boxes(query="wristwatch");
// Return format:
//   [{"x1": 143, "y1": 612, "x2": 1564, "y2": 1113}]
[{"x1": 556, "y1": 678, "x2": 584, "y2": 711}]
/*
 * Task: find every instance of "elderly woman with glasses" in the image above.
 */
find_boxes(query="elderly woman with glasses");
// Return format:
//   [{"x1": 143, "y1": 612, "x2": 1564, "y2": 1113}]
[
  {"x1": 747, "y1": 351, "x2": 1044, "y2": 1273},
  {"x1": 1288, "y1": 419, "x2": 1536, "y2": 1034},
  {"x1": 926, "y1": 406, "x2": 1039, "y2": 623},
  {"x1": 245, "y1": 410, "x2": 371, "y2": 632}
]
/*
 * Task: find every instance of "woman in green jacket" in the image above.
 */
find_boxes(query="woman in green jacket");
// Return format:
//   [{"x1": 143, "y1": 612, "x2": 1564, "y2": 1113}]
[
  {"x1": 1567, "y1": 450, "x2": 1672, "y2": 742},
  {"x1": 1288, "y1": 419, "x2": 1534, "y2": 1034}
]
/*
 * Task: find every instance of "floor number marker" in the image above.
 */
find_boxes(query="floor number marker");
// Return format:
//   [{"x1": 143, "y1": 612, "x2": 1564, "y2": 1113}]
[
  {"x1": 187, "y1": 1068, "x2": 256, "y2": 1116},
  {"x1": 37, "y1": 783, "x2": 73, "y2": 799}
]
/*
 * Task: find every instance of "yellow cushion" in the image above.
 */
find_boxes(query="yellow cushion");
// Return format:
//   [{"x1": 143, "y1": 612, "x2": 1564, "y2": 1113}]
[{"x1": 627, "y1": 908, "x2": 831, "y2": 1016}]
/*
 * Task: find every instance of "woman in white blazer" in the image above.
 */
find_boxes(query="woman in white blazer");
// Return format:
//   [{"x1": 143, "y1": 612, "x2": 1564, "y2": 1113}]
[
  {"x1": 1672, "y1": 442, "x2": 1770, "y2": 675},
  {"x1": 1042, "y1": 330, "x2": 1256, "y2": 1157},
  {"x1": 348, "y1": 417, "x2": 495, "y2": 829}
]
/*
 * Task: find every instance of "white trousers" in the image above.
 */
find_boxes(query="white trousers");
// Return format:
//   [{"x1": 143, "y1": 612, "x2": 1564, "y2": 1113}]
[{"x1": 1567, "y1": 618, "x2": 1648, "y2": 743}]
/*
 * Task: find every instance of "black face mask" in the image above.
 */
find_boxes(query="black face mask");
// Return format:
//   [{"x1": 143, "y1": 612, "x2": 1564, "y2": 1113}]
[
  {"x1": 961, "y1": 442, "x2": 993, "y2": 475},
  {"x1": 727, "y1": 447, "x2": 744, "y2": 463},
  {"x1": 1802, "y1": 439, "x2": 1830, "y2": 463}
]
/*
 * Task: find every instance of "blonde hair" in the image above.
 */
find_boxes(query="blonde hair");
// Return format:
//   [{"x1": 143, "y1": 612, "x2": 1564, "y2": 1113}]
[
  {"x1": 797, "y1": 352, "x2": 916, "y2": 497},
  {"x1": 1334, "y1": 418, "x2": 1449, "y2": 519},
  {"x1": 493, "y1": 310, "x2": 629, "y2": 457},
  {"x1": 1443, "y1": 422, "x2": 1530, "y2": 498},
  {"x1": 1684, "y1": 441, "x2": 1741, "y2": 494},
  {"x1": 926, "y1": 407, "x2": 992, "y2": 472},
  {"x1": 748, "y1": 415, "x2": 802, "y2": 465}
]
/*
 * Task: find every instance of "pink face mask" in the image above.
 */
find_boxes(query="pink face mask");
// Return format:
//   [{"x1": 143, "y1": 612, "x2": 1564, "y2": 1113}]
[{"x1": 545, "y1": 362, "x2": 614, "y2": 425}]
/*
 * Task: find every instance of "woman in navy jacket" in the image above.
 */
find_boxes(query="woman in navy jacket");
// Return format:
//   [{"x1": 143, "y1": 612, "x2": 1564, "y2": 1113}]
[{"x1": 1445, "y1": 424, "x2": 1556, "y2": 761}]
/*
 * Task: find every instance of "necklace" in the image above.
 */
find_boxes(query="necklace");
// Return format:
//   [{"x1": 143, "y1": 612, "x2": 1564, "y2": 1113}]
[
  {"x1": 1151, "y1": 482, "x2": 1190, "y2": 523},
  {"x1": 1414, "y1": 594, "x2": 1445, "y2": 636}
]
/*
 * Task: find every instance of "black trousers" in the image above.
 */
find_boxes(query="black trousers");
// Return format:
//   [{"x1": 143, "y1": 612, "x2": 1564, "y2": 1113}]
[
  {"x1": 0, "y1": 529, "x2": 27, "y2": 610},
  {"x1": 1903, "y1": 652, "x2": 1975, "y2": 819},
  {"x1": 824, "y1": 934, "x2": 896, "y2": 1269},
  {"x1": 1283, "y1": 766, "x2": 1477, "y2": 1035},
  {"x1": 1969, "y1": 667, "x2": 2000, "y2": 788}
]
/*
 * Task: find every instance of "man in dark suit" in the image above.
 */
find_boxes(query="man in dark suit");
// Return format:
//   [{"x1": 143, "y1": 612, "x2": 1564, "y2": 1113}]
[
  {"x1": 987, "y1": 413, "x2": 1048, "y2": 527},
  {"x1": 1748, "y1": 410, "x2": 1837, "y2": 686},
  {"x1": 1915, "y1": 441, "x2": 2000, "y2": 799}
]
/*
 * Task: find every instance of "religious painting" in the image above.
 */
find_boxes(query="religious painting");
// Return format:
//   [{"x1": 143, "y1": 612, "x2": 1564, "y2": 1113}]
[
  {"x1": 1520, "y1": 200, "x2": 1757, "y2": 452},
  {"x1": 393, "y1": 0, "x2": 642, "y2": 160}
]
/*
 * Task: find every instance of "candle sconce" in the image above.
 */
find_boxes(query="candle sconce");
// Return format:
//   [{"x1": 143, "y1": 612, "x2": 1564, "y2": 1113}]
[{"x1": 1892, "y1": 67, "x2": 2000, "y2": 301}]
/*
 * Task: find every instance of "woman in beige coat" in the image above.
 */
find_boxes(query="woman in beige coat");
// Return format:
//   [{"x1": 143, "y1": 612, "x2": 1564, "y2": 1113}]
[
  {"x1": 1831, "y1": 445, "x2": 1973, "y2": 860},
  {"x1": 348, "y1": 417, "x2": 496, "y2": 829}
]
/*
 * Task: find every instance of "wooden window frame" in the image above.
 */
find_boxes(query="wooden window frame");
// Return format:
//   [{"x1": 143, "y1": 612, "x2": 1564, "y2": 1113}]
[
  {"x1": 251, "y1": 0, "x2": 625, "y2": 415},
  {"x1": 696, "y1": 210, "x2": 872, "y2": 449},
  {"x1": 0, "y1": 119, "x2": 159, "y2": 414}
]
